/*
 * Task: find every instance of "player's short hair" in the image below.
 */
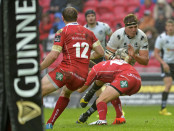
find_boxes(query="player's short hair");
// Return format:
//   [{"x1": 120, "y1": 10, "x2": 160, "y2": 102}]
[
  {"x1": 62, "y1": 7, "x2": 78, "y2": 22},
  {"x1": 85, "y1": 9, "x2": 96, "y2": 17},
  {"x1": 124, "y1": 14, "x2": 138, "y2": 27},
  {"x1": 166, "y1": 19, "x2": 174, "y2": 25}
]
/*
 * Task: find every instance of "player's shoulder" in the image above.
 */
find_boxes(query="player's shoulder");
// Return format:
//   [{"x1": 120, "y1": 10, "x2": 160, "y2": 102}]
[
  {"x1": 158, "y1": 32, "x2": 166, "y2": 39},
  {"x1": 55, "y1": 28, "x2": 64, "y2": 35},
  {"x1": 137, "y1": 29, "x2": 147, "y2": 37},
  {"x1": 112, "y1": 27, "x2": 125, "y2": 39},
  {"x1": 137, "y1": 28, "x2": 148, "y2": 41},
  {"x1": 113, "y1": 27, "x2": 125, "y2": 35},
  {"x1": 97, "y1": 21, "x2": 110, "y2": 27}
]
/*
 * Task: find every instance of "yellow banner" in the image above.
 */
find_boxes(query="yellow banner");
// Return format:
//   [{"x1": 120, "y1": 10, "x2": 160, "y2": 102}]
[{"x1": 138, "y1": 85, "x2": 174, "y2": 93}]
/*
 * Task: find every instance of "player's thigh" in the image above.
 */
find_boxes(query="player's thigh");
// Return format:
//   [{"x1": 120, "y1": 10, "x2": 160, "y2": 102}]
[
  {"x1": 60, "y1": 86, "x2": 73, "y2": 98},
  {"x1": 41, "y1": 75, "x2": 57, "y2": 97},
  {"x1": 96, "y1": 85, "x2": 120, "y2": 104}
]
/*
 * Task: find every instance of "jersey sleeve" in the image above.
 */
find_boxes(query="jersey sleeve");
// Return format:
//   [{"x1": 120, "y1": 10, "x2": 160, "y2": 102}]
[
  {"x1": 154, "y1": 35, "x2": 163, "y2": 50},
  {"x1": 139, "y1": 32, "x2": 149, "y2": 50},
  {"x1": 107, "y1": 31, "x2": 120, "y2": 50},
  {"x1": 84, "y1": 66, "x2": 98, "y2": 86},
  {"x1": 104, "y1": 23, "x2": 112, "y2": 36},
  {"x1": 51, "y1": 28, "x2": 64, "y2": 52}
]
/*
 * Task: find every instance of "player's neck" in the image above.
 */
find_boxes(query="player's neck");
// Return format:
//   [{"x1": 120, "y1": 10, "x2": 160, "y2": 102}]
[{"x1": 87, "y1": 22, "x2": 97, "y2": 28}]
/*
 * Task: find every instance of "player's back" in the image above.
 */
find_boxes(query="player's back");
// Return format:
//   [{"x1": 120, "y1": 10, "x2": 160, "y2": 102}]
[
  {"x1": 60, "y1": 23, "x2": 98, "y2": 77},
  {"x1": 93, "y1": 59, "x2": 139, "y2": 82}
]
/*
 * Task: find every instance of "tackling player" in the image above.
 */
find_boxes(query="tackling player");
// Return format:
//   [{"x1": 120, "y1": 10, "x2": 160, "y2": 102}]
[
  {"x1": 40, "y1": 7, "x2": 104, "y2": 129},
  {"x1": 79, "y1": 48, "x2": 142, "y2": 125},
  {"x1": 154, "y1": 19, "x2": 174, "y2": 116},
  {"x1": 79, "y1": 14, "x2": 149, "y2": 124}
]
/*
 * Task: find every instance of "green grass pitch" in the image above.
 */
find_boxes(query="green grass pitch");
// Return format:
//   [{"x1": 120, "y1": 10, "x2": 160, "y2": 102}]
[{"x1": 44, "y1": 105, "x2": 174, "y2": 131}]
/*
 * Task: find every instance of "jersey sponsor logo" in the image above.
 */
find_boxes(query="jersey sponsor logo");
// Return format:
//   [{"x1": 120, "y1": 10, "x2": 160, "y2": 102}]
[
  {"x1": 120, "y1": 80, "x2": 128, "y2": 88},
  {"x1": 56, "y1": 72, "x2": 63, "y2": 81},
  {"x1": 55, "y1": 35, "x2": 61, "y2": 42}
]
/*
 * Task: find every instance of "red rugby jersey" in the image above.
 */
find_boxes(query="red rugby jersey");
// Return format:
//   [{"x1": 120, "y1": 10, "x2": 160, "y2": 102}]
[
  {"x1": 85, "y1": 59, "x2": 140, "y2": 86},
  {"x1": 53, "y1": 22, "x2": 98, "y2": 78}
]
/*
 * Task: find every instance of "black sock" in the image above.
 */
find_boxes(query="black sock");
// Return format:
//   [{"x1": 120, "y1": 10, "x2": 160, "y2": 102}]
[
  {"x1": 84, "y1": 82, "x2": 102, "y2": 101},
  {"x1": 161, "y1": 92, "x2": 169, "y2": 110},
  {"x1": 85, "y1": 99, "x2": 97, "y2": 117}
]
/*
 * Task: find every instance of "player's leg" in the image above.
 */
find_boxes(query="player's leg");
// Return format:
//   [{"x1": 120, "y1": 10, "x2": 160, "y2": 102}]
[
  {"x1": 159, "y1": 76, "x2": 172, "y2": 115},
  {"x1": 77, "y1": 83, "x2": 105, "y2": 124},
  {"x1": 41, "y1": 74, "x2": 57, "y2": 97},
  {"x1": 89, "y1": 85, "x2": 120, "y2": 125},
  {"x1": 46, "y1": 86, "x2": 72, "y2": 128},
  {"x1": 76, "y1": 98, "x2": 97, "y2": 124},
  {"x1": 80, "y1": 80, "x2": 104, "y2": 108},
  {"x1": 111, "y1": 97, "x2": 126, "y2": 124}
]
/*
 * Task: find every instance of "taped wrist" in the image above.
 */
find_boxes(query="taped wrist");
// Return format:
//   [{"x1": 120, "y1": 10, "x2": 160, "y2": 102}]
[{"x1": 105, "y1": 49, "x2": 115, "y2": 60}]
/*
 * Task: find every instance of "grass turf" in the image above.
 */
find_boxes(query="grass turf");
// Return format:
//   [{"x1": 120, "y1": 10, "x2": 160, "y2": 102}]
[{"x1": 44, "y1": 105, "x2": 174, "y2": 131}]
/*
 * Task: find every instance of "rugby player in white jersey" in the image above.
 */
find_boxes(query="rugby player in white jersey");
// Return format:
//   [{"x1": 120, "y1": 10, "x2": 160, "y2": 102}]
[
  {"x1": 78, "y1": 14, "x2": 149, "y2": 124},
  {"x1": 154, "y1": 19, "x2": 174, "y2": 116},
  {"x1": 84, "y1": 9, "x2": 112, "y2": 64}
]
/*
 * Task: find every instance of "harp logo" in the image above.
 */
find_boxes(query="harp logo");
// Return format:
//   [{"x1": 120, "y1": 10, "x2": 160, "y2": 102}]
[{"x1": 16, "y1": 101, "x2": 41, "y2": 124}]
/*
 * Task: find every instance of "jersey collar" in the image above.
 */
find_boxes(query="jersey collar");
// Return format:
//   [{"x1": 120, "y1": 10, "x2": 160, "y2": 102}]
[
  {"x1": 66, "y1": 22, "x2": 79, "y2": 26},
  {"x1": 124, "y1": 28, "x2": 138, "y2": 39}
]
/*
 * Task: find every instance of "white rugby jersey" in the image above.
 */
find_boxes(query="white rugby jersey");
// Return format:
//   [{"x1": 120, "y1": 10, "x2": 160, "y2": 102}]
[
  {"x1": 84, "y1": 21, "x2": 112, "y2": 50},
  {"x1": 107, "y1": 27, "x2": 149, "y2": 54},
  {"x1": 155, "y1": 32, "x2": 174, "y2": 63}
]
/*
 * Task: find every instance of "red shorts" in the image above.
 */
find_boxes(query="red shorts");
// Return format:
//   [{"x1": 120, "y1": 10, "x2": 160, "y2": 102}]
[
  {"x1": 48, "y1": 66, "x2": 86, "y2": 91},
  {"x1": 110, "y1": 72, "x2": 141, "y2": 96}
]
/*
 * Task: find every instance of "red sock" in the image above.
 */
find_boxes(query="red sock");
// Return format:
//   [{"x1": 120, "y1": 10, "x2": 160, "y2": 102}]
[
  {"x1": 111, "y1": 97, "x2": 123, "y2": 118},
  {"x1": 97, "y1": 101, "x2": 107, "y2": 120},
  {"x1": 47, "y1": 96, "x2": 69, "y2": 125}
]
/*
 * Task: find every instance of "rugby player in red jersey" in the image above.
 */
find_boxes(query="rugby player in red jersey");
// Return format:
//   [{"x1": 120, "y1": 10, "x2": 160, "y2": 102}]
[
  {"x1": 78, "y1": 48, "x2": 141, "y2": 125},
  {"x1": 40, "y1": 7, "x2": 104, "y2": 129}
]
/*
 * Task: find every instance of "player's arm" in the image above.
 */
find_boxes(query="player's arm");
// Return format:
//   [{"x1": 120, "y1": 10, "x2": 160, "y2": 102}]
[
  {"x1": 154, "y1": 48, "x2": 170, "y2": 72},
  {"x1": 77, "y1": 68, "x2": 97, "y2": 93},
  {"x1": 90, "y1": 40, "x2": 104, "y2": 60},
  {"x1": 40, "y1": 29, "x2": 63, "y2": 71},
  {"x1": 40, "y1": 50, "x2": 60, "y2": 71},
  {"x1": 105, "y1": 46, "x2": 116, "y2": 60},
  {"x1": 128, "y1": 44, "x2": 149, "y2": 65}
]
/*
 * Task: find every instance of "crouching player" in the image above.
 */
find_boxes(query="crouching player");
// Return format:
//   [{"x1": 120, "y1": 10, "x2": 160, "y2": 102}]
[{"x1": 77, "y1": 48, "x2": 141, "y2": 125}]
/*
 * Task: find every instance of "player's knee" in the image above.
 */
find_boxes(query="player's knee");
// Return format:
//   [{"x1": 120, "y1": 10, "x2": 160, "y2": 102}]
[
  {"x1": 96, "y1": 97, "x2": 107, "y2": 105},
  {"x1": 60, "y1": 89, "x2": 71, "y2": 98}
]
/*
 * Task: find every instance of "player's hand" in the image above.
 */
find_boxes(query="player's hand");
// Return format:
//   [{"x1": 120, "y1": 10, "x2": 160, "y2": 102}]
[
  {"x1": 162, "y1": 62, "x2": 170, "y2": 73},
  {"x1": 128, "y1": 44, "x2": 135, "y2": 58},
  {"x1": 77, "y1": 85, "x2": 89, "y2": 93}
]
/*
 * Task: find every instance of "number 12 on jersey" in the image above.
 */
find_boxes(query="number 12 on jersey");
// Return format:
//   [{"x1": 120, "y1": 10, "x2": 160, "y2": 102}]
[{"x1": 73, "y1": 42, "x2": 89, "y2": 59}]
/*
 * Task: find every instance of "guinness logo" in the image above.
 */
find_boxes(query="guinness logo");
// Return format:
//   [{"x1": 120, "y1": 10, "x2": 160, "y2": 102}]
[{"x1": 16, "y1": 101, "x2": 41, "y2": 124}]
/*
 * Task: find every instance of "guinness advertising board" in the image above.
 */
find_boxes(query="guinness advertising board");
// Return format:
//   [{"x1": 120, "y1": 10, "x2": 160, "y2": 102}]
[{"x1": 3, "y1": 0, "x2": 44, "y2": 131}]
